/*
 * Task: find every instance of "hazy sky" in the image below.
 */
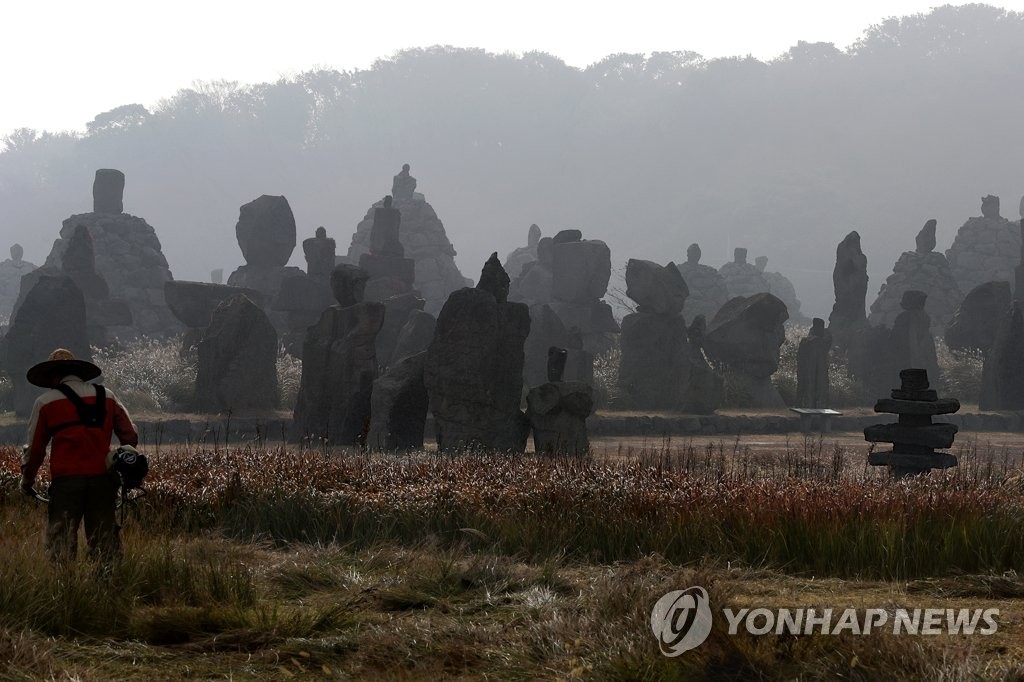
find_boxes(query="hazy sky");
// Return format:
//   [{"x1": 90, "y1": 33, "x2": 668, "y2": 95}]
[{"x1": 3, "y1": 0, "x2": 1023, "y2": 139}]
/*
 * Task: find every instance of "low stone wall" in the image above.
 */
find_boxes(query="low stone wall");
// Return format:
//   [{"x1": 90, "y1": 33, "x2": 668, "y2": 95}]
[{"x1": 2, "y1": 410, "x2": 1023, "y2": 446}]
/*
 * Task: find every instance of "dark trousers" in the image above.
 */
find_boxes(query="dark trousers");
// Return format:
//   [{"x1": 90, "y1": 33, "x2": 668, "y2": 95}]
[{"x1": 46, "y1": 474, "x2": 121, "y2": 565}]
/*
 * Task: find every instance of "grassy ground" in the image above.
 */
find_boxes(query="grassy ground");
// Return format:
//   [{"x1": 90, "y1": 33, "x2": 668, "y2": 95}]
[{"x1": 1, "y1": 437, "x2": 1023, "y2": 679}]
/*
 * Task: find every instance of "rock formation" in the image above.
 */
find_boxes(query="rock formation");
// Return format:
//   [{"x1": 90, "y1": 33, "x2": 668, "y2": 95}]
[
  {"x1": 346, "y1": 165, "x2": 470, "y2": 315},
  {"x1": 523, "y1": 304, "x2": 568, "y2": 388},
  {"x1": 196, "y1": 295, "x2": 278, "y2": 413},
  {"x1": 719, "y1": 247, "x2": 768, "y2": 299},
  {"x1": 618, "y1": 259, "x2": 691, "y2": 409},
  {"x1": 292, "y1": 265, "x2": 385, "y2": 446},
  {"x1": 945, "y1": 195, "x2": 1020, "y2": 297},
  {"x1": 677, "y1": 243, "x2": 729, "y2": 324},
  {"x1": 0, "y1": 244, "x2": 36, "y2": 322},
  {"x1": 796, "y1": 318, "x2": 831, "y2": 408},
  {"x1": 0, "y1": 276, "x2": 90, "y2": 416},
  {"x1": 165, "y1": 281, "x2": 265, "y2": 353},
  {"x1": 274, "y1": 227, "x2": 337, "y2": 352},
  {"x1": 424, "y1": 254, "x2": 531, "y2": 452},
  {"x1": 868, "y1": 219, "x2": 962, "y2": 332},
  {"x1": 41, "y1": 169, "x2": 178, "y2": 338},
  {"x1": 704, "y1": 293, "x2": 789, "y2": 408}
]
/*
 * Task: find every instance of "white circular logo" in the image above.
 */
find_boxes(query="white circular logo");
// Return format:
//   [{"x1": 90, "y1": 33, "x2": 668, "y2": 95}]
[{"x1": 650, "y1": 586, "x2": 713, "y2": 656}]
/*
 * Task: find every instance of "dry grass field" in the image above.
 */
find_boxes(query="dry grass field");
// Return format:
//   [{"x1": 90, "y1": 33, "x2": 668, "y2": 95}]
[{"x1": 1, "y1": 435, "x2": 1023, "y2": 679}]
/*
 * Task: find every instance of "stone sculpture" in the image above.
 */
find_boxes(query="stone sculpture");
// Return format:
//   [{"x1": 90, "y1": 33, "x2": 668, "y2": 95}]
[
  {"x1": 719, "y1": 247, "x2": 768, "y2": 299},
  {"x1": 0, "y1": 276, "x2": 90, "y2": 416},
  {"x1": 864, "y1": 369, "x2": 959, "y2": 477},
  {"x1": 682, "y1": 315, "x2": 724, "y2": 414},
  {"x1": 504, "y1": 223, "x2": 542, "y2": 279},
  {"x1": 796, "y1": 318, "x2": 831, "y2": 408},
  {"x1": 526, "y1": 347, "x2": 594, "y2": 456},
  {"x1": 946, "y1": 195, "x2": 1020, "y2": 297},
  {"x1": 704, "y1": 293, "x2": 789, "y2": 408},
  {"x1": 228, "y1": 195, "x2": 303, "y2": 302},
  {"x1": 869, "y1": 219, "x2": 962, "y2": 332},
  {"x1": 979, "y1": 302, "x2": 1024, "y2": 410},
  {"x1": 423, "y1": 255, "x2": 531, "y2": 452},
  {"x1": 891, "y1": 290, "x2": 939, "y2": 384},
  {"x1": 196, "y1": 295, "x2": 278, "y2": 413},
  {"x1": 828, "y1": 231, "x2": 869, "y2": 349},
  {"x1": 367, "y1": 351, "x2": 429, "y2": 451},
  {"x1": 754, "y1": 256, "x2": 805, "y2": 322},
  {"x1": 292, "y1": 265, "x2": 385, "y2": 445},
  {"x1": 618, "y1": 259, "x2": 691, "y2": 409},
  {"x1": 677, "y1": 243, "x2": 729, "y2": 325},
  {"x1": 41, "y1": 170, "x2": 178, "y2": 338},
  {"x1": 944, "y1": 281, "x2": 1010, "y2": 354},
  {"x1": 0, "y1": 244, "x2": 37, "y2": 322},
  {"x1": 346, "y1": 165, "x2": 470, "y2": 315}
]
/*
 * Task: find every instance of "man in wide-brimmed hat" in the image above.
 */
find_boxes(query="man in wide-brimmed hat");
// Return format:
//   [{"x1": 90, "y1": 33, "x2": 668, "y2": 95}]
[{"x1": 21, "y1": 348, "x2": 138, "y2": 565}]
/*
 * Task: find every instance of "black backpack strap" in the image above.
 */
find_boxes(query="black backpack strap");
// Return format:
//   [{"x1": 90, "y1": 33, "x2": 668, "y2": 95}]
[{"x1": 50, "y1": 384, "x2": 107, "y2": 435}]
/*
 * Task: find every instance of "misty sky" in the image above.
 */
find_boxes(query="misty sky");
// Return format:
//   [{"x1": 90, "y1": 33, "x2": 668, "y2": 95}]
[{"x1": 6, "y1": 0, "x2": 1024, "y2": 139}]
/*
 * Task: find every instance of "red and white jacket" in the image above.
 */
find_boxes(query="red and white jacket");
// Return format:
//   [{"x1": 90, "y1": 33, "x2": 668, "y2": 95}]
[{"x1": 22, "y1": 376, "x2": 139, "y2": 481}]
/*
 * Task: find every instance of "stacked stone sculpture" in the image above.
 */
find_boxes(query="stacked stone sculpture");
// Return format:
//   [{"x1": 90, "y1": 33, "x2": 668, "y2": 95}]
[
  {"x1": 945, "y1": 195, "x2": 1020, "y2": 296},
  {"x1": 796, "y1": 318, "x2": 832, "y2": 408},
  {"x1": 346, "y1": 165, "x2": 470, "y2": 315},
  {"x1": 0, "y1": 276, "x2": 90, "y2": 416},
  {"x1": 755, "y1": 256, "x2": 805, "y2": 322},
  {"x1": 869, "y1": 219, "x2": 962, "y2": 332},
  {"x1": 704, "y1": 293, "x2": 789, "y2": 408},
  {"x1": 424, "y1": 254, "x2": 531, "y2": 452},
  {"x1": 526, "y1": 347, "x2": 594, "y2": 455},
  {"x1": 719, "y1": 247, "x2": 768, "y2": 299},
  {"x1": 618, "y1": 259, "x2": 691, "y2": 409},
  {"x1": 0, "y1": 244, "x2": 36, "y2": 322},
  {"x1": 678, "y1": 243, "x2": 729, "y2": 325},
  {"x1": 864, "y1": 369, "x2": 959, "y2": 477},
  {"x1": 196, "y1": 295, "x2": 278, "y2": 413},
  {"x1": 40, "y1": 169, "x2": 178, "y2": 338},
  {"x1": 292, "y1": 265, "x2": 385, "y2": 445}
]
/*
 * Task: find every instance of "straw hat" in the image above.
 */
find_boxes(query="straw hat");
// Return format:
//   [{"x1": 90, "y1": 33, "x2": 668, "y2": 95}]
[{"x1": 26, "y1": 349, "x2": 101, "y2": 388}]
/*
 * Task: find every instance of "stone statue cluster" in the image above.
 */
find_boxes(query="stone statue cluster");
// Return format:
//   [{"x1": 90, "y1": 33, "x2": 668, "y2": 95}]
[{"x1": 346, "y1": 165, "x2": 470, "y2": 316}]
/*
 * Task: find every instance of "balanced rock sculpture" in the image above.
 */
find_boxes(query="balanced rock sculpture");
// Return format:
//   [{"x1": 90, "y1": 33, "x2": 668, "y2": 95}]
[
  {"x1": 864, "y1": 369, "x2": 959, "y2": 477},
  {"x1": 526, "y1": 347, "x2": 594, "y2": 455},
  {"x1": 946, "y1": 195, "x2": 1020, "y2": 297}
]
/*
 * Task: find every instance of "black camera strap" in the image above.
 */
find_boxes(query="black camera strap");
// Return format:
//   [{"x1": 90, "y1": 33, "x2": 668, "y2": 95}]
[{"x1": 50, "y1": 384, "x2": 107, "y2": 436}]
